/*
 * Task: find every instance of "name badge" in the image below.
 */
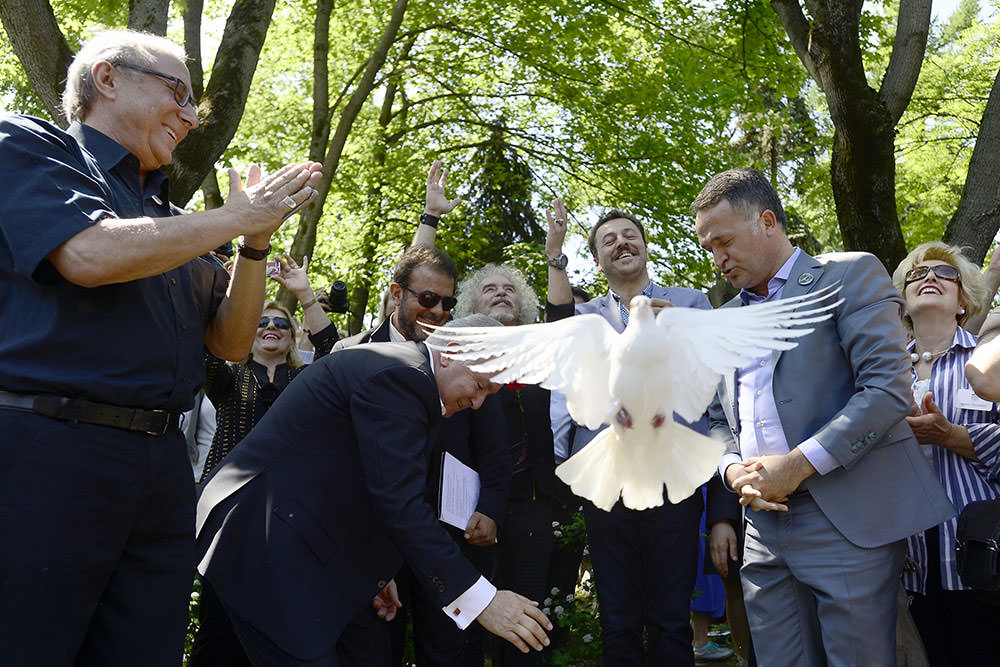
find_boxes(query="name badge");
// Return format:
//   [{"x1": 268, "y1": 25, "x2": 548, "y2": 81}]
[{"x1": 957, "y1": 387, "x2": 994, "y2": 412}]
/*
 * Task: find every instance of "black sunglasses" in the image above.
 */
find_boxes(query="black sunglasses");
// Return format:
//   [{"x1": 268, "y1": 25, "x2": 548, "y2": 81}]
[
  {"x1": 401, "y1": 285, "x2": 457, "y2": 311},
  {"x1": 904, "y1": 264, "x2": 961, "y2": 285},
  {"x1": 116, "y1": 63, "x2": 197, "y2": 108},
  {"x1": 258, "y1": 316, "x2": 292, "y2": 330}
]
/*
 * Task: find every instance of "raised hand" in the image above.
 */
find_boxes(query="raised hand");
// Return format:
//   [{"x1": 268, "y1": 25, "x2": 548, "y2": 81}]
[
  {"x1": 425, "y1": 160, "x2": 462, "y2": 217},
  {"x1": 270, "y1": 253, "x2": 314, "y2": 301},
  {"x1": 225, "y1": 162, "x2": 322, "y2": 246},
  {"x1": 545, "y1": 197, "x2": 568, "y2": 256}
]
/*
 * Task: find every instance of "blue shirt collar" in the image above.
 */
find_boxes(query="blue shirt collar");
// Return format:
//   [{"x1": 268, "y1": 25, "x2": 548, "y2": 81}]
[
  {"x1": 68, "y1": 122, "x2": 170, "y2": 202},
  {"x1": 740, "y1": 248, "x2": 801, "y2": 306}
]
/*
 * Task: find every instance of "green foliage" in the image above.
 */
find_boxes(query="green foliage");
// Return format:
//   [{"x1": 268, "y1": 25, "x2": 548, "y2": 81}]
[{"x1": 894, "y1": 9, "x2": 1000, "y2": 248}]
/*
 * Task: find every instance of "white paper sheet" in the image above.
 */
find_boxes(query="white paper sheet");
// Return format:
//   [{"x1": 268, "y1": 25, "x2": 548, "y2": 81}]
[{"x1": 438, "y1": 452, "x2": 480, "y2": 530}]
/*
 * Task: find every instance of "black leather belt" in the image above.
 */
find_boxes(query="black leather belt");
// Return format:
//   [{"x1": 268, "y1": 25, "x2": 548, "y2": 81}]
[{"x1": 0, "y1": 390, "x2": 181, "y2": 436}]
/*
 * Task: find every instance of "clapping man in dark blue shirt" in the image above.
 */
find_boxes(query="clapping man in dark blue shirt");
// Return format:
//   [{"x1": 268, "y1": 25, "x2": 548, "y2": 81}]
[{"x1": 0, "y1": 30, "x2": 321, "y2": 665}]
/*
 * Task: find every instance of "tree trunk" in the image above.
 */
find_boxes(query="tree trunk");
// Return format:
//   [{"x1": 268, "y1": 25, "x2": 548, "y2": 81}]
[
  {"x1": 282, "y1": 0, "x2": 408, "y2": 299},
  {"x1": 127, "y1": 0, "x2": 168, "y2": 35},
  {"x1": 943, "y1": 67, "x2": 1000, "y2": 264},
  {"x1": 182, "y1": 0, "x2": 206, "y2": 100},
  {"x1": 0, "y1": 0, "x2": 72, "y2": 126},
  {"x1": 167, "y1": 0, "x2": 278, "y2": 205},
  {"x1": 772, "y1": 0, "x2": 930, "y2": 270}
]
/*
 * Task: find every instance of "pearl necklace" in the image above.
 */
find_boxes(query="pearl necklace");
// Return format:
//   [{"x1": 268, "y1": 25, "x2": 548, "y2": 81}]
[{"x1": 910, "y1": 348, "x2": 949, "y2": 363}]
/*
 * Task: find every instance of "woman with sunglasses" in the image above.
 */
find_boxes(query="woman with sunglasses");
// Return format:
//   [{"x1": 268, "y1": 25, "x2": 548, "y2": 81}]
[
  {"x1": 190, "y1": 254, "x2": 338, "y2": 666},
  {"x1": 198, "y1": 255, "x2": 337, "y2": 481},
  {"x1": 891, "y1": 241, "x2": 1000, "y2": 666}
]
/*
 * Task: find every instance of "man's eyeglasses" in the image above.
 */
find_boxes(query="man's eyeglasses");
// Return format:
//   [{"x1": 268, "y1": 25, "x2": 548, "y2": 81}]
[
  {"x1": 401, "y1": 285, "x2": 457, "y2": 311},
  {"x1": 116, "y1": 63, "x2": 197, "y2": 109},
  {"x1": 904, "y1": 264, "x2": 961, "y2": 286},
  {"x1": 258, "y1": 316, "x2": 292, "y2": 330}
]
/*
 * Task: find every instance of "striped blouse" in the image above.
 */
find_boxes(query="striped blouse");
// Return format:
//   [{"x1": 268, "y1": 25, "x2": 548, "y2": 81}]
[{"x1": 902, "y1": 327, "x2": 1000, "y2": 594}]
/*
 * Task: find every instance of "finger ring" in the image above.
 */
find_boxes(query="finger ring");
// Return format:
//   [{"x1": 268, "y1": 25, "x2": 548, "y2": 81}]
[{"x1": 281, "y1": 195, "x2": 297, "y2": 210}]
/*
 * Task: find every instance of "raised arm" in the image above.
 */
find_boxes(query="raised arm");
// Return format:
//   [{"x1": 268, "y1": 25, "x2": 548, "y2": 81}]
[
  {"x1": 412, "y1": 160, "x2": 462, "y2": 248},
  {"x1": 48, "y1": 163, "x2": 321, "y2": 286},
  {"x1": 966, "y1": 249, "x2": 1000, "y2": 334},
  {"x1": 545, "y1": 198, "x2": 572, "y2": 311}
]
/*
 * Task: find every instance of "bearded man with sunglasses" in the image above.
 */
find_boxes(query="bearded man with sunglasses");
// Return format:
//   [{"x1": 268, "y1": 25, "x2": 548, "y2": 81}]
[{"x1": 0, "y1": 31, "x2": 321, "y2": 665}]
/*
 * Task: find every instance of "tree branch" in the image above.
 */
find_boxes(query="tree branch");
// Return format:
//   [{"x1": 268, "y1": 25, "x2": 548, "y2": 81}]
[
  {"x1": 770, "y1": 0, "x2": 821, "y2": 86},
  {"x1": 879, "y1": 0, "x2": 932, "y2": 125},
  {"x1": 182, "y1": 0, "x2": 205, "y2": 99},
  {"x1": 127, "y1": 0, "x2": 168, "y2": 35},
  {"x1": 944, "y1": 66, "x2": 1000, "y2": 262},
  {"x1": 0, "y1": 0, "x2": 72, "y2": 125},
  {"x1": 167, "y1": 0, "x2": 278, "y2": 204}
]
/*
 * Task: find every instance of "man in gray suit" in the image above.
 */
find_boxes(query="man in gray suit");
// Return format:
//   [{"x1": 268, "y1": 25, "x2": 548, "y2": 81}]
[
  {"x1": 692, "y1": 168, "x2": 954, "y2": 666},
  {"x1": 546, "y1": 205, "x2": 710, "y2": 666}
]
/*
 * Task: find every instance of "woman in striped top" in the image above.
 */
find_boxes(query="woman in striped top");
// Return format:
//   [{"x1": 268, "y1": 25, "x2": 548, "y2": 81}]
[{"x1": 892, "y1": 241, "x2": 1000, "y2": 666}]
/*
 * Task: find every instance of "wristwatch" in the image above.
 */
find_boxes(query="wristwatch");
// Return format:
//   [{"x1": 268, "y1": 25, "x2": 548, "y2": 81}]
[
  {"x1": 419, "y1": 213, "x2": 440, "y2": 228},
  {"x1": 237, "y1": 240, "x2": 271, "y2": 261},
  {"x1": 547, "y1": 253, "x2": 568, "y2": 270}
]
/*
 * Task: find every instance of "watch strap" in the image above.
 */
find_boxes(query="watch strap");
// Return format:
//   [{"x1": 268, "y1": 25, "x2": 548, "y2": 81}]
[{"x1": 237, "y1": 241, "x2": 271, "y2": 261}]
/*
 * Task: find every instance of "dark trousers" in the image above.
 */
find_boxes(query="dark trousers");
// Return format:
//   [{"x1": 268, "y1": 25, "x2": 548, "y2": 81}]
[
  {"x1": 909, "y1": 525, "x2": 1000, "y2": 667},
  {"x1": 221, "y1": 590, "x2": 393, "y2": 667},
  {"x1": 545, "y1": 481, "x2": 586, "y2": 654},
  {"x1": 494, "y1": 494, "x2": 555, "y2": 666},
  {"x1": 0, "y1": 410, "x2": 195, "y2": 666},
  {"x1": 189, "y1": 579, "x2": 252, "y2": 667},
  {"x1": 583, "y1": 492, "x2": 702, "y2": 667}
]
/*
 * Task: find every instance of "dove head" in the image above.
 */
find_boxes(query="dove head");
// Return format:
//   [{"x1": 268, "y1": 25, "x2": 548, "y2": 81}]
[{"x1": 628, "y1": 295, "x2": 654, "y2": 322}]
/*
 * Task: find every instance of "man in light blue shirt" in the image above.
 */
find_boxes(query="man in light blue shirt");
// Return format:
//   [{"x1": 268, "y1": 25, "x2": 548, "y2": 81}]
[{"x1": 693, "y1": 168, "x2": 953, "y2": 666}]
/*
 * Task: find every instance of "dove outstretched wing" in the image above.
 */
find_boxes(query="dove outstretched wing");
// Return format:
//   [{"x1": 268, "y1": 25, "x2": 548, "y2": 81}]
[
  {"x1": 425, "y1": 314, "x2": 619, "y2": 429},
  {"x1": 655, "y1": 286, "x2": 841, "y2": 424}
]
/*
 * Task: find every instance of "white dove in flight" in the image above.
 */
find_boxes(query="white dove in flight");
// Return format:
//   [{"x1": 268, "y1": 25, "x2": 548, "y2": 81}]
[{"x1": 428, "y1": 286, "x2": 840, "y2": 511}]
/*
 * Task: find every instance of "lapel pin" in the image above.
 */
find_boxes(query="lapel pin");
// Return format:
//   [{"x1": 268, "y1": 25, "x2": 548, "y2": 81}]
[{"x1": 797, "y1": 273, "x2": 814, "y2": 286}]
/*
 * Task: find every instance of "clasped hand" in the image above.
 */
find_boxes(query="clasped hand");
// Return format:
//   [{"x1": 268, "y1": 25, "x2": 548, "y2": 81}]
[{"x1": 726, "y1": 449, "x2": 815, "y2": 512}]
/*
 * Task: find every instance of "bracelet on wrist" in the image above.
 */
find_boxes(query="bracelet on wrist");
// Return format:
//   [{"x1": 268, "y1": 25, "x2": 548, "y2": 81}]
[
  {"x1": 419, "y1": 213, "x2": 440, "y2": 228},
  {"x1": 300, "y1": 296, "x2": 318, "y2": 310},
  {"x1": 237, "y1": 240, "x2": 271, "y2": 261}
]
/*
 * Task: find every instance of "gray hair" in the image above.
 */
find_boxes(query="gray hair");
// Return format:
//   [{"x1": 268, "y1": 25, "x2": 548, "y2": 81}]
[
  {"x1": 454, "y1": 263, "x2": 539, "y2": 325},
  {"x1": 63, "y1": 30, "x2": 188, "y2": 123}
]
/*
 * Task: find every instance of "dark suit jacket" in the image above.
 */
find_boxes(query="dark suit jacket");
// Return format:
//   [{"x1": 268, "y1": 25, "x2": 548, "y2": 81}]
[
  {"x1": 335, "y1": 318, "x2": 511, "y2": 523},
  {"x1": 195, "y1": 343, "x2": 481, "y2": 660}
]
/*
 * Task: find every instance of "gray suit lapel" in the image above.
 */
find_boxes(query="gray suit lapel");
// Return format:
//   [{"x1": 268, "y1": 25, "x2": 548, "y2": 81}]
[
  {"x1": 599, "y1": 291, "x2": 625, "y2": 333},
  {"x1": 771, "y1": 252, "x2": 825, "y2": 366},
  {"x1": 717, "y1": 296, "x2": 741, "y2": 432}
]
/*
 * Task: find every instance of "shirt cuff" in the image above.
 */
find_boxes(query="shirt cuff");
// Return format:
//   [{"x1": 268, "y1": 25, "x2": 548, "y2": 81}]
[
  {"x1": 797, "y1": 438, "x2": 839, "y2": 475},
  {"x1": 719, "y1": 453, "x2": 744, "y2": 491},
  {"x1": 442, "y1": 576, "x2": 497, "y2": 630}
]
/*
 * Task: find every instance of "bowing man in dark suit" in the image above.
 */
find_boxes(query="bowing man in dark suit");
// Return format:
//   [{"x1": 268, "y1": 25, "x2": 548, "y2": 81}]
[
  {"x1": 196, "y1": 314, "x2": 550, "y2": 666},
  {"x1": 334, "y1": 244, "x2": 511, "y2": 666}
]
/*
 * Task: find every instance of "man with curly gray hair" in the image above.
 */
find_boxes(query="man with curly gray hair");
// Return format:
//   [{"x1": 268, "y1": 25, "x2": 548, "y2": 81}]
[{"x1": 454, "y1": 263, "x2": 539, "y2": 325}]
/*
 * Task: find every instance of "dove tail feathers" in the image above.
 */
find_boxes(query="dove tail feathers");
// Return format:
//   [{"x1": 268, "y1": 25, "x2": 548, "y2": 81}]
[
  {"x1": 555, "y1": 428, "x2": 624, "y2": 511},
  {"x1": 556, "y1": 422, "x2": 726, "y2": 512}
]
